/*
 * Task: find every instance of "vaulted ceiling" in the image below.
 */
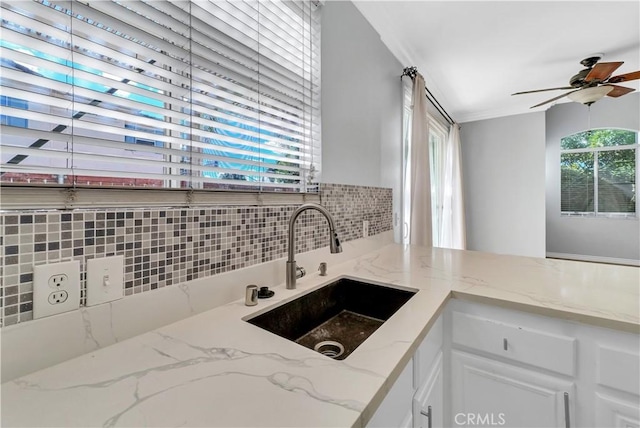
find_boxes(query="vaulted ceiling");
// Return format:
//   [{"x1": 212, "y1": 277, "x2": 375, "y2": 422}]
[{"x1": 353, "y1": 1, "x2": 640, "y2": 123}]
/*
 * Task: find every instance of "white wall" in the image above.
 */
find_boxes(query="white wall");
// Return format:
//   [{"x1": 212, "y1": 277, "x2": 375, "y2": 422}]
[
  {"x1": 545, "y1": 94, "x2": 640, "y2": 263},
  {"x1": 321, "y1": 1, "x2": 403, "y2": 241},
  {"x1": 460, "y1": 112, "x2": 546, "y2": 258}
]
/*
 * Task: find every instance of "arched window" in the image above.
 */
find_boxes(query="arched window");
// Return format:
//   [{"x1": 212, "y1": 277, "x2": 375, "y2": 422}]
[{"x1": 560, "y1": 129, "x2": 638, "y2": 216}]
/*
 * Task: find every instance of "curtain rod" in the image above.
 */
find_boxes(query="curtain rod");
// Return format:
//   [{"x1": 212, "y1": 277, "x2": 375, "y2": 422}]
[{"x1": 402, "y1": 66, "x2": 455, "y2": 126}]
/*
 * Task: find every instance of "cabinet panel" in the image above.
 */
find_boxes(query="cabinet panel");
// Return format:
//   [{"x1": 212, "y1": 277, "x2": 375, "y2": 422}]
[
  {"x1": 414, "y1": 316, "x2": 443, "y2": 389},
  {"x1": 413, "y1": 352, "x2": 443, "y2": 428},
  {"x1": 367, "y1": 359, "x2": 414, "y2": 428},
  {"x1": 452, "y1": 311, "x2": 576, "y2": 376},
  {"x1": 598, "y1": 346, "x2": 640, "y2": 396},
  {"x1": 452, "y1": 351, "x2": 574, "y2": 428},
  {"x1": 595, "y1": 393, "x2": 640, "y2": 428}
]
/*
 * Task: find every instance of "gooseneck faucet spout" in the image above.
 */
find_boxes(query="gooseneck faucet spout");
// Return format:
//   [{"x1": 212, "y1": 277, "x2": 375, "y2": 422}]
[{"x1": 286, "y1": 203, "x2": 342, "y2": 289}]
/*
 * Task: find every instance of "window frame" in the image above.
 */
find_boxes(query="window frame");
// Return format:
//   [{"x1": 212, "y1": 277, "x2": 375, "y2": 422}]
[
  {"x1": 0, "y1": 184, "x2": 320, "y2": 210},
  {"x1": 560, "y1": 128, "x2": 638, "y2": 219}
]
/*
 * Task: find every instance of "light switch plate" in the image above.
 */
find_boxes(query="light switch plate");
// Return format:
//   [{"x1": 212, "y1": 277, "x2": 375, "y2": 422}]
[
  {"x1": 33, "y1": 260, "x2": 81, "y2": 319},
  {"x1": 86, "y1": 256, "x2": 124, "y2": 306}
]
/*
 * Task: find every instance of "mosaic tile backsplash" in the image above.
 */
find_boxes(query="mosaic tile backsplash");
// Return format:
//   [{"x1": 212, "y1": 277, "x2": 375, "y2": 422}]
[{"x1": 0, "y1": 183, "x2": 392, "y2": 327}]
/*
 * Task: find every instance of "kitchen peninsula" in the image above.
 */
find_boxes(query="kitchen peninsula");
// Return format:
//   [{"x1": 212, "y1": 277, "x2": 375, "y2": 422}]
[{"x1": 2, "y1": 243, "x2": 638, "y2": 427}]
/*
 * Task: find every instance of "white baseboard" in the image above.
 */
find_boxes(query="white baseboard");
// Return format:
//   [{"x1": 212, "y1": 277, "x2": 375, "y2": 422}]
[{"x1": 546, "y1": 252, "x2": 640, "y2": 267}]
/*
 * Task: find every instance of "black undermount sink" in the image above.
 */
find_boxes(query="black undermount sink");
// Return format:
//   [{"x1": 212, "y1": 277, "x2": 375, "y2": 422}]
[{"x1": 245, "y1": 277, "x2": 417, "y2": 360}]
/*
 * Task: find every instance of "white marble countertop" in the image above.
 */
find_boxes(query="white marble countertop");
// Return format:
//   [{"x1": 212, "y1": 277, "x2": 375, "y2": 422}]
[{"x1": 2, "y1": 244, "x2": 639, "y2": 427}]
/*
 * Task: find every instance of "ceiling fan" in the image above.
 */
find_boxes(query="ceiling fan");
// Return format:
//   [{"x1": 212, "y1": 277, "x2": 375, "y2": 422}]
[{"x1": 512, "y1": 55, "x2": 640, "y2": 108}]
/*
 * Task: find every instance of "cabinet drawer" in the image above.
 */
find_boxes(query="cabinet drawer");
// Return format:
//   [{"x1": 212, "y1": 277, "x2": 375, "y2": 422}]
[{"x1": 452, "y1": 311, "x2": 576, "y2": 376}]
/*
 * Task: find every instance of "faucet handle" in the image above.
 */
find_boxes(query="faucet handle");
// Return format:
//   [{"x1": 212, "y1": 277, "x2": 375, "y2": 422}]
[
  {"x1": 318, "y1": 262, "x2": 328, "y2": 276},
  {"x1": 245, "y1": 285, "x2": 258, "y2": 306},
  {"x1": 296, "y1": 265, "x2": 306, "y2": 279}
]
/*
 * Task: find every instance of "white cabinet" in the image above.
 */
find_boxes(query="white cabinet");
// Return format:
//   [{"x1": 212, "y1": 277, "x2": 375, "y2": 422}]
[
  {"x1": 448, "y1": 300, "x2": 578, "y2": 428},
  {"x1": 413, "y1": 351, "x2": 443, "y2": 428},
  {"x1": 448, "y1": 299, "x2": 640, "y2": 428},
  {"x1": 451, "y1": 350, "x2": 574, "y2": 428}
]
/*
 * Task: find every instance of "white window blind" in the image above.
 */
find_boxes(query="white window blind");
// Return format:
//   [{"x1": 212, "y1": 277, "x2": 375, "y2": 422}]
[{"x1": 0, "y1": 0, "x2": 321, "y2": 193}]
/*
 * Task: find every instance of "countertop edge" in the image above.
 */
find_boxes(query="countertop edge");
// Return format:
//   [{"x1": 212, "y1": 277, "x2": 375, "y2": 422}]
[{"x1": 451, "y1": 291, "x2": 640, "y2": 334}]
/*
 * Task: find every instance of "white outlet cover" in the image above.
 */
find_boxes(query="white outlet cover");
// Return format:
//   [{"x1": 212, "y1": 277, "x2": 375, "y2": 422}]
[
  {"x1": 33, "y1": 260, "x2": 81, "y2": 319},
  {"x1": 86, "y1": 256, "x2": 124, "y2": 306}
]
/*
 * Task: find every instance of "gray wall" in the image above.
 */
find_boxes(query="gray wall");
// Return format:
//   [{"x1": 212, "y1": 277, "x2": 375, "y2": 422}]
[
  {"x1": 545, "y1": 93, "x2": 640, "y2": 263},
  {"x1": 321, "y1": 1, "x2": 403, "y2": 241},
  {"x1": 461, "y1": 112, "x2": 546, "y2": 258}
]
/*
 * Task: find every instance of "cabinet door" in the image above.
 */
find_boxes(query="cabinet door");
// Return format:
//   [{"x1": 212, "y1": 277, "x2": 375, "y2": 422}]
[
  {"x1": 451, "y1": 351, "x2": 574, "y2": 428},
  {"x1": 413, "y1": 351, "x2": 443, "y2": 428},
  {"x1": 595, "y1": 393, "x2": 640, "y2": 428}
]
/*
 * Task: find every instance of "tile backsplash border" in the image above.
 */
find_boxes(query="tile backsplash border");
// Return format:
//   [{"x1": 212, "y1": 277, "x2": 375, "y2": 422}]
[{"x1": 0, "y1": 183, "x2": 392, "y2": 327}]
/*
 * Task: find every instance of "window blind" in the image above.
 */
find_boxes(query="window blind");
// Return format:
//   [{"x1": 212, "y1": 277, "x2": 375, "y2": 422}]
[{"x1": 0, "y1": 0, "x2": 322, "y2": 193}]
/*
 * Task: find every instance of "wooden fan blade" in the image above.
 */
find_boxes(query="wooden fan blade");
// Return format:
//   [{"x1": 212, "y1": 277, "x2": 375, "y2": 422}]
[
  {"x1": 585, "y1": 62, "x2": 623, "y2": 82},
  {"x1": 512, "y1": 86, "x2": 574, "y2": 95},
  {"x1": 606, "y1": 84, "x2": 635, "y2": 98},
  {"x1": 530, "y1": 90, "x2": 578, "y2": 108},
  {"x1": 607, "y1": 70, "x2": 640, "y2": 83}
]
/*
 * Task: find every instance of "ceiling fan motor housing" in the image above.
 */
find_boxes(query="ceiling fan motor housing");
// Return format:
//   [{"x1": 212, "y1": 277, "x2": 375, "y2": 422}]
[{"x1": 570, "y1": 69, "x2": 590, "y2": 87}]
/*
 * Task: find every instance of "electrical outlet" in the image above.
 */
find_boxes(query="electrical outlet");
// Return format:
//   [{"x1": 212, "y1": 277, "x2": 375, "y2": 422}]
[
  {"x1": 48, "y1": 274, "x2": 68, "y2": 288},
  {"x1": 86, "y1": 256, "x2": 124, "y2": 306},
  {"x1": 33, "y1": 260, "x2": 80, "y2": 319},
  {"x1": 48, "y1": 291, "x2": 69, "y2": 304},
  {"x1": 363, "y1": 220, "x2": 369, "y2": 238}
]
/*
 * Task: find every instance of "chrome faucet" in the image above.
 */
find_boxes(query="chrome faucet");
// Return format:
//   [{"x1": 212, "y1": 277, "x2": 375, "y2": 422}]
[{"x1": 286, "y1": 203, "x2": 342, "y2": 289}]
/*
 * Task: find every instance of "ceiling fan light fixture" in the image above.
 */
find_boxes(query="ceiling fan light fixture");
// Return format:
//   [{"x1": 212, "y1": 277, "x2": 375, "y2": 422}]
[{"x1": 567, "y1": 86, "x2": 614, "y2": 105}]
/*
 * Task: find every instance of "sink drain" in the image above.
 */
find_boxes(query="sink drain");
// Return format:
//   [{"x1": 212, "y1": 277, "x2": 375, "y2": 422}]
[{"x1": 314, "y1": 341, "x2": 345, "y2": 358}]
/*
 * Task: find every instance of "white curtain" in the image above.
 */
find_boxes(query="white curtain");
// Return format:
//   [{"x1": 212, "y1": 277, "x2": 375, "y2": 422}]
[
  {"x1": 401, "y1": 78, "x2": 413, "y2": 245},
  {"x1": 439, "y1": 124, "x2": 466, "y2": 249},
  {"x1": 402, "y1": 70, "x2": 466, "y2": 249},
  {"x1": 407, "y1": 73, "x2": 433, "y2": 247}
]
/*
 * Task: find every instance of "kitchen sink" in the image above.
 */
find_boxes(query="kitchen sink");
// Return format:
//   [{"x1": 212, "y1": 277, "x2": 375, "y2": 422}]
[{"x1": 245, "y1": 277, "x2": 417, "y2": 360}]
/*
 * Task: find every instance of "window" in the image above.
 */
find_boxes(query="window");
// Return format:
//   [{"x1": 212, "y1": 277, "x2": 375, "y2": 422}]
[
  {"x1": 428, "y1": 119, "x2": 449, "y2": 247},
  {"x1": 0, "y1": 0, "x2": 321, "y2": 193},
  {"x1": 560, "y1": 129, "x2": 638, "y2": 216}
]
